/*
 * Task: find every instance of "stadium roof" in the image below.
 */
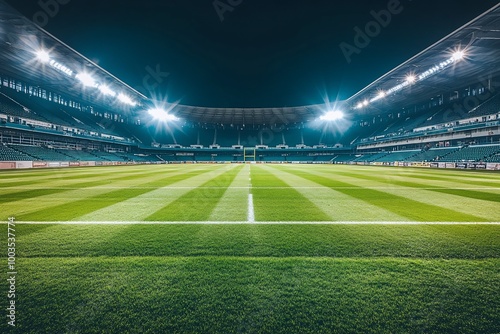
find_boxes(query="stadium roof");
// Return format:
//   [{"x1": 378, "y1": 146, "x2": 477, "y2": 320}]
[
  {"x1": 163, "y1": 103, "x2": 327, "y2": 126},
  {"x1": 0, "y1": 1, "x2": 499, "y2": 125},
  {"x1": 346, "y1": 3, "x2": 500, "y2": 114},
  {"x1": 0, "y1": 0, "x2": 147, "y2": 110}
]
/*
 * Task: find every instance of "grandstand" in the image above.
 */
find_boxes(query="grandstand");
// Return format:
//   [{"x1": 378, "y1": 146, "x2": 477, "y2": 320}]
[
  {"x1": 0, "y1": 1, "x2": 499, "y2": 169},
  {"x1": 1, "y1": 1, "x2": 500, "y2": 333}
]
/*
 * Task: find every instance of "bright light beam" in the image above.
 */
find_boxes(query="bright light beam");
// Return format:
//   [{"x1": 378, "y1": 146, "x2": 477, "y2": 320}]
[
  {"x1": 148, "y1": 108, "x2": 179, "y2": 122},
  {"x1": 452, "y1": 50, "x2": 465, "y2": 61},
  {"x1": 35, "y1": 49, "x2": 50, "y2": 63},
  {"x1": 320, "y1": 110, "x2": 344, "y2": 121},
  {"x1": 117, "y1": 93, "x2": 136, "y2": 106},
  {"x1": 98, "y1": 85, "x2": 116, "y2": 97},
  {"x1": 406, "y1": 74, "x2": 416, "y2": 84},
  {"x1": 354, "y1": 47, "x2": 468, "y2": 109},
  {"x1": 76, "y1": 72, "x2": 97, "y2": 87}
]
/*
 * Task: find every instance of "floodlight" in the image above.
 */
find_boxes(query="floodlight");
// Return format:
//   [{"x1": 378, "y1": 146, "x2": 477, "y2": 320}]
[
  {"x1": 35, "y1": 49, "x2": 50, "y2": 63},
  {"x1": 406, "y1": 75, "x2": 416, "y2": 84},
  {"x1": 353, "y1": 46, "x2": 468, "y2": 109},
  {"x1": 99, "y1": 85, "x2": 116, "y2": 97},
  {"x1": 148, "y1": 108, "x2": 179, "y2": 122},
  {"x1": 320, "y1": 110, "x2": 344, "y2": 121},
  {"x1": 452, "y1": 50, "x2": 465, "y2": 61},
  {"x1": 117, "y1": 93, "x2": 136, "y2": 106},
  {"x1": 76, "y1": 72, "x2": 97, "y2": 87},
  {"x1": 49, "y1": 60, "x2": 73, "y2": 76}
]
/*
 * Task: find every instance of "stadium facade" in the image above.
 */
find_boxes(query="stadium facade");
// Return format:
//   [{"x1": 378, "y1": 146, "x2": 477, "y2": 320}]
[{"x1": 0, "y1": 1, "x2": 499, "y2": 170}]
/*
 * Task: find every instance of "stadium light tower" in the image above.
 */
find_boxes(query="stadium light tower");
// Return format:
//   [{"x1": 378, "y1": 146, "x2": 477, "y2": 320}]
[{"x1": 320, "y1": 110, "x2": 344, "y2": 121}]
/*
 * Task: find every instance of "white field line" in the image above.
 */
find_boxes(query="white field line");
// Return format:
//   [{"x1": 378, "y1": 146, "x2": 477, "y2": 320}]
[
  {"x1": 4, "y1": 186, "x2": 500, "y2": 190},
  {"x1": 247, "y1": 194, "x2": 255, "y2": 223},
  {"x1": 10, "y1": 221, "x2": 500, "y2": 225},
  {"x1": 247, "y1": 166, "x2": 254, "y2": 223}
]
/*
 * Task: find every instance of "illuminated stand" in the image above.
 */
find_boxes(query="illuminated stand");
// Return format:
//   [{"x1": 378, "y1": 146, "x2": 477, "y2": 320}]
[
  {"x1": 353, "y1": 50, "x2": 466, "y2": 110},
  {"x1": 34, "y1": 49, "x2": 137, "y2": 107}
]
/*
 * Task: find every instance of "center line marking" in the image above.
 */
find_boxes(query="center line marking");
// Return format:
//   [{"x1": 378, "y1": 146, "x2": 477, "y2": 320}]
[{"x1": 247, "y1": 194, "x2": 255, "y2": 223}]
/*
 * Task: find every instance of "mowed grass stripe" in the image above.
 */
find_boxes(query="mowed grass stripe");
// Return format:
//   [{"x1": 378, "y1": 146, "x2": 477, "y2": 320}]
[
  {"x1": 209, "y1": 164, "x2": 250, "y2": 221},
  {"x1": 394, "y1": 169, "x2": 500, "y2": 188},
  {"x1": 0, "y1": 166, "x2": 186, "y2": 219},
  {"x1": 279, "y1": 166, "x2": 486, "y2": 222},
  {"x1": 251, "y1": 165, "x2": 331, "y2": 221},
  {"x1": 12, "y1": 166, "x2": 216, "y2": 221},
  {"x1": 335, "y1": 166, "x2": 500, "y2": 188},
  {"x1": 145, "y1": 165, "x2": 244, "y2": 221},
  {"x1": 15, "y1": 224, "x2": 500, "y2": 258},
  {"x1": 361, "y1": 164, "x2": 500, "y2": 179},
  {"x1": 313, "y1": 167, "x2": 500, "y2": 221},
  {"x1": 0, "y1": 168, "x2": 181, "y2": 203},
  {"x1": 331, "y1": 169, "x2": 500, "y2": 203},
  {"x1": 262, "y1": 165, "x2": 407, "y2": 221},
  {"x1": 77, "y1": 165, "x2": 238, "y2": 221},
  {"x1": 300, "y1": 166, "x2": 495, "y2": 221},
  {"x1": 341, "y1": 164, "x2": 500, "y2": 186},
  {"x1": 405, "y1": 168, "x2": 500, "y2": 181},
  {"x1": 0, "y1": 167, "x2": 164, "y2": 199},
  {"x1": 337, "y1": 165, "x2": 500, "y2": 185},
  {"x1": 0, "y1": 166, "x2": 147, "y2": 187}
]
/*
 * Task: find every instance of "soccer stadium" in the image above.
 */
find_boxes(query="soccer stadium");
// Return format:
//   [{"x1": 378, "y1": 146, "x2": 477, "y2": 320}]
[{"x1": 1, "y1": 1, "x2": 499, "y2": 332}]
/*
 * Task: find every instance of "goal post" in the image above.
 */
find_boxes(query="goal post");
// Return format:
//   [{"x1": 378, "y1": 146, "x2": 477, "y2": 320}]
[{"x1": 244, "y1": 147, "x2": 256, "y2": 162}]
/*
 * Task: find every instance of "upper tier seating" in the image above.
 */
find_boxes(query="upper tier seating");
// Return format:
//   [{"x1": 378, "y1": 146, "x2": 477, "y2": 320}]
[{"x1": 440, "y1": 145, "x2": 500, "y2": 162}]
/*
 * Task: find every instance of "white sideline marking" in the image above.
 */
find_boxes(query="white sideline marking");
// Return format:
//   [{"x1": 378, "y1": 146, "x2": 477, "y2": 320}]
[
  {"x1": 247, "y1": 194, "x2": 255, "y2": 223},
  {"x1": 12, "y1": 221, "x2": 500, "y2": 225},
  {"x1": 4, "y1": 186, "x2": 500, "y2": 190}
]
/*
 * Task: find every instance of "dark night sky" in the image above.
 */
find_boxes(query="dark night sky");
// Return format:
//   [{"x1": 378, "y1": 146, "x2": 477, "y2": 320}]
[{"x1": 5, "y1": 0, "x2": 500, "y2": 108}]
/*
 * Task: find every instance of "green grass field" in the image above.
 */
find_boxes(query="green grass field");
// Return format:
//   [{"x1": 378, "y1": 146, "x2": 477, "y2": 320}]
[{"x1": 1, "y1": 164, "x2": 499, "y2": 333}]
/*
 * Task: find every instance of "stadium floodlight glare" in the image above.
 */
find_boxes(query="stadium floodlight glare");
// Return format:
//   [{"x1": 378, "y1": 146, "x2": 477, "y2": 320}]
[
  {"x1": 98, "y1": 85, "x2": 116, "y2": 97},
  {"x1": 320, "y1": 110, "x2": 344, "y2": 121},
  {"x1": 406, "y1": 74, "x2": 416, "y2": 84},
  {"x1": 35, "y1": 49, "x2": 50, "y2": 63},
  {"x1": 148, "y1": 108, "x2": 179, "y2": 122},
  {"x1": 369, "y1": 90, "x2": 387, "y2": 103},
  {"x1": 117, "y1": 93, "x2": 136, "y2": 106},
  {"x1": 76, "y1": 72, "x2": 97, "y2": 87},
  {"x1": 49, "y1": 59, "x2": 73, "y2": 77},
  {"x1": 353, "y1": 47, "x2": 468, "y2": 110},
  {"x1": 452, "y1": 50, "x2": 465, "y2": 61},
  {"x1": 354, "y1": 100, "x2": 370, "y2": 110}
]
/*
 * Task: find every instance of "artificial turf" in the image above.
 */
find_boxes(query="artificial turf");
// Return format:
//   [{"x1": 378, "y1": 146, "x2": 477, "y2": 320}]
[{"x1": 0, "y1": 164, "x2": 499, "y2": 333}]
